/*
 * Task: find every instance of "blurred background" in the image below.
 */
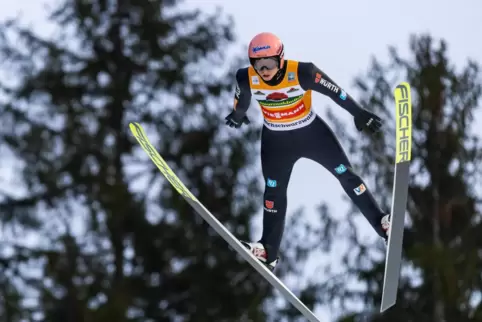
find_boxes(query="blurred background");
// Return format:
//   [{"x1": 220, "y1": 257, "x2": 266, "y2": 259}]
[{"x1": 0, "y1": 0, "x2": 481, "y2": 321}]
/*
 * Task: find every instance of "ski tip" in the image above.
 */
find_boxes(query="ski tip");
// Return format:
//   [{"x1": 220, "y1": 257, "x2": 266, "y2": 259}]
[
  {"x1": 394, "y1": 82, "x2": 410, "y2": 91},
  {"x1": 129, "y1": 122, "x2": 141, "y2": 134}
]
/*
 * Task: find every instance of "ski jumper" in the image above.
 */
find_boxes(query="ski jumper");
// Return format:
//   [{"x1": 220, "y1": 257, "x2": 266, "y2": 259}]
[{"x1": 233, "y1": 60, "x2": 386, "y2": 262}]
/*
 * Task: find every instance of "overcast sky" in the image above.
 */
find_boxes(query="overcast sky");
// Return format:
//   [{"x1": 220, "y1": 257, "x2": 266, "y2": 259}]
[{"x1": 1, "y1": 0, "x2": 481, "y2": 321}]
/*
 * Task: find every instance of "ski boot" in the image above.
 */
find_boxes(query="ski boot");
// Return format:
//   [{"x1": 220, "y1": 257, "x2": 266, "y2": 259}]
[
  {"x1": 240, "y1": 241, "x2": 279, "y2": 271},
  {"x1": 381, "y1": 214, "x2": 391, "y2": 244}
]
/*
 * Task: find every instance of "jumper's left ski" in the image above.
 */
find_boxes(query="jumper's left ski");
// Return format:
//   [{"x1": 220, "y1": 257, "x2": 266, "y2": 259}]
[
  {"x1": 380, "y1": 82, "x2": 412, "y2": 312},
  {"x1": 129, "y1": 122, "x2": 322, "y2": 322}
]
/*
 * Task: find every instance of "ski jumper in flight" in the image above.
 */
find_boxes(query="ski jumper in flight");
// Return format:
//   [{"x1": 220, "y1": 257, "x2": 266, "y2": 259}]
[{"x1": 225, "y1": 32, "x2": 390, "y2": 271}]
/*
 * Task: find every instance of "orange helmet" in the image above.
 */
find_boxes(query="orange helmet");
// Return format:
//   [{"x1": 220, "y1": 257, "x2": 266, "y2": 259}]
[{"x1": 248, "y1": 32, "x2": 285, "y2": 70}]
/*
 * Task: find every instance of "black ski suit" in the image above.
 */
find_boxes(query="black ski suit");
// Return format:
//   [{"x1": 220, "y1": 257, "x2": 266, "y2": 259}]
[{"x1": 230, "y1": 59, "x2": 387, "y2": 263}]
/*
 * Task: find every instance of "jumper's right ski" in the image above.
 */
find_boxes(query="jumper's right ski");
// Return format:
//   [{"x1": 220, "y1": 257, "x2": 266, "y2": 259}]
[
  {"x1": 380, "y1": 82, "x2": 412, "y2": 312},
  {"x1": 129, "y1": 122, "x2": 322, "y2": 322}
]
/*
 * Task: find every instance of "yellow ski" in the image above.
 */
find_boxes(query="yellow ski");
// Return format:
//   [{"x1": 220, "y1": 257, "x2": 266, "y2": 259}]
[
  {"x1": 129, "y1": 122, "x2": 322, "y2": 322},
  {"x1": 380, "y1": 82, "x2": 413, "y2": 312}
]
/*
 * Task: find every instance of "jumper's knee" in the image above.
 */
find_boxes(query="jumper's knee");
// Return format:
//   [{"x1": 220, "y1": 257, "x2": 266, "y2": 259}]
[{"x1": 334, "y1": 164, "x2": 366, "y2": 193}]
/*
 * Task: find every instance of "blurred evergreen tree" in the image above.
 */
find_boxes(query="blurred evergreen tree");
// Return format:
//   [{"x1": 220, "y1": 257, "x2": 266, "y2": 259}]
[{"x1": 0, "y1": 1, "x2": 333, "y2": 321}]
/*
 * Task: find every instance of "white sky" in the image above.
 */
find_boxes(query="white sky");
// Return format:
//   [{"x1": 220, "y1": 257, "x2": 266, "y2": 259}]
[{"x1": 1, "y1": 0, "x2": 481, "y2": 321}]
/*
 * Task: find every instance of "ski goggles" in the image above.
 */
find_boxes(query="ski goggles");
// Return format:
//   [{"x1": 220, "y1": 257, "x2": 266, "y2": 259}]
[{"x1": 252, "y1": 57, "x2": 279, "y2": 71}]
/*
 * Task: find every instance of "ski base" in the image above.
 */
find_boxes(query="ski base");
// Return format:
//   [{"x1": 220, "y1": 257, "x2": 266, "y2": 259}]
[
  {"x1": 380, "y1": 82, "x2": 412, "y2": 312},
  {"x1": 129, "y1": 122, "x2": 322, "y2": 322}
]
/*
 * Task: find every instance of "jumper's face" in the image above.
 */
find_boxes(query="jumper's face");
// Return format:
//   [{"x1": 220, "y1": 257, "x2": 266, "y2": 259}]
[
  {"x1": 259, "y1": 68, "x2": 279, "y2": 81},
  {"x1": 253, "y1": 58, "x2": 279, "y2": 81}
]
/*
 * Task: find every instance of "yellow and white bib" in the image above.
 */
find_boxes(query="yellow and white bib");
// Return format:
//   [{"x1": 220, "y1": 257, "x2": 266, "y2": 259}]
[{"x1": 248, "y1": 60, "x2": 316, "y2": 131}]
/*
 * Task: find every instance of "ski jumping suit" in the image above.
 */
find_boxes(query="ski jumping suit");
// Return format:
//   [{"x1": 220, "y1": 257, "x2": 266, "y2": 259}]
[{"x1": 233, "y1": 60, "x2": 387, "y2": 263}]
